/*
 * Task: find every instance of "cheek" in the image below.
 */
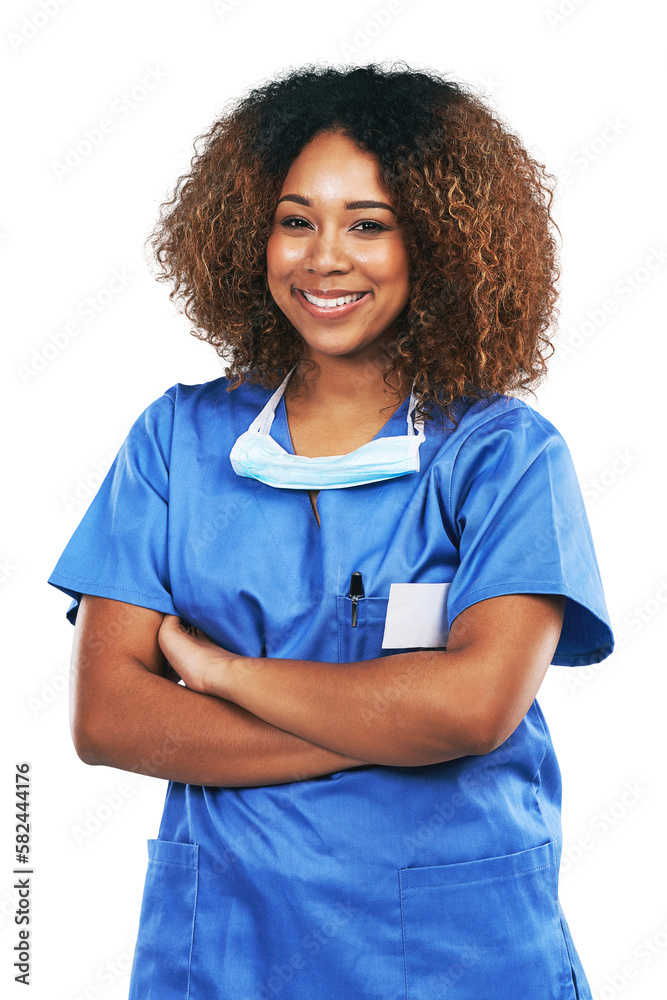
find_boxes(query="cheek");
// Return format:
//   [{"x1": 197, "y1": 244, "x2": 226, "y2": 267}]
[
  {"x1": 266, "y1": 234, "x2": 304, "y2": 278},
  {"x1": 363, "y1": 237, "x2": 407, "y2": 272},
  {"x1": 265, "y1": 234, "x2": 281, "y2": 280},
  {"x1": 266, "y1": 238, "x2": 293, "y2": 307},
  {"x1": 388, "y1": 240, "x2": 410, "y2": 280},
  {"x1": 365, "y1": 244, "x2": 410, "y2": 299}
]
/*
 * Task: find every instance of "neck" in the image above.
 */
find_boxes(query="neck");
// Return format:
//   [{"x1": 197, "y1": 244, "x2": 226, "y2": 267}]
[{"x1": 286, "y1": 354, "x2": 410, "y2": 416}]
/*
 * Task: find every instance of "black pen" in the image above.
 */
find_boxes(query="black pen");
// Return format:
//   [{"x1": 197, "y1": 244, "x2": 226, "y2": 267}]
[{"x1": 348, "y1": 571, "x2": 364, "y2": 627}]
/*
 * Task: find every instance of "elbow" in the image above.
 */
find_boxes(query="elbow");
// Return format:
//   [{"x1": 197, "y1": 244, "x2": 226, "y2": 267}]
[
  {"x1": 71, "y1": 714, "x2": 106, "y2": 766},
  {"x1": 72, "y1": 735, "x2": 100, "y2": 766},
  {"x1": 459, "y1": 712, "x2": 516, "y2": 757},
  {"x1": 461, "y1": 731, "x2": 504, "y2": 758},
  {"x1": 422, "y1": 708, "x2": 509, "y2": 762}
]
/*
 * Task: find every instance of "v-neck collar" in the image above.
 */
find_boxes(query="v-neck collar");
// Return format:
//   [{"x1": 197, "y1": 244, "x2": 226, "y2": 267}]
[
  {"x1": 249, "y1": 389, "x2": 423, "y2": 551},
  {"x1": 271, "y1": 391, "x2": 413, "y2": 456}
]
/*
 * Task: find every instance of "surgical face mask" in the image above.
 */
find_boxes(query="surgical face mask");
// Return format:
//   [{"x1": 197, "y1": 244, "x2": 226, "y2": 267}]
[{"x1": 230, "y1": 365, "x2": 426, "y2": 490}]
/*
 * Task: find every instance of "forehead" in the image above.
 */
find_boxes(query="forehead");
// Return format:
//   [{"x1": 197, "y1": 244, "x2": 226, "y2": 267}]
[{"x1": 278, "y1": 132, "x2": 389, "y2": 201}]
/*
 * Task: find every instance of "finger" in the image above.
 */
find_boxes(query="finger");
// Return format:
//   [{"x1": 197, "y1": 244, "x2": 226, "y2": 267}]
[{"x1": 178, "y1": 618, "x2": 199, "y2": 636}]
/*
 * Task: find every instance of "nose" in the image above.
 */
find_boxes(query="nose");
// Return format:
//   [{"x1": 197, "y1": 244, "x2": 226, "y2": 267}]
[{"x1": 304, "y1": 226, "x2": 352, "y2": 274}]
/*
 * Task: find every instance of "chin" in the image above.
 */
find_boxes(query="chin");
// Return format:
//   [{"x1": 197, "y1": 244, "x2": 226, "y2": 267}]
[{"x1": 297, "y1": 336, "x2": 371, "y2": 358}]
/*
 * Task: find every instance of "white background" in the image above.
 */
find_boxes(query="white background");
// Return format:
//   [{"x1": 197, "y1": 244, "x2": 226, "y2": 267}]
[{"x1": 2, "y1": 1, "x2": 666, "y2": 998}]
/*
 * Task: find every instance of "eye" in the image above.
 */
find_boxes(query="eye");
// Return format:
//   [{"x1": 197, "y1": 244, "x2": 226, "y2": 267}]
[
  {"x1": 278, "y1": 216, "x2": 312, "y2": 229},
  {"x1": 351, "y1": 220, "x2": 388, "y2": 233},
  {"x1": 277, "y1": 217, "x2": 389, "y2": 232}
]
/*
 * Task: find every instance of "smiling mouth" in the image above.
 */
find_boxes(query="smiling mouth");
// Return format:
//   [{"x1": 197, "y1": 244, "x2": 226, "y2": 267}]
[{"x1": 298, "y1": 289, "x2": 370, "y2": 309}]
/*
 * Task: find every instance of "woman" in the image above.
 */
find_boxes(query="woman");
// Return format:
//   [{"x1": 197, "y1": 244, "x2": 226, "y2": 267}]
[{"x1": 48, "y1": 63, "x2": 614, "y2": 999}]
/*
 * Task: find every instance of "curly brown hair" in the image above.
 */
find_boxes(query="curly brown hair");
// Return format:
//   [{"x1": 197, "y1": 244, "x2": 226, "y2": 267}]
[{"x1": 145, "y1": 61, "x2": 560, "y2": 429}]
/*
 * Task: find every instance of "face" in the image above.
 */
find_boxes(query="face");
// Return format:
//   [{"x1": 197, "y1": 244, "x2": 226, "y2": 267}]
[{"x1": 266, "y1": 131, "x2": 411, "y2": 367}]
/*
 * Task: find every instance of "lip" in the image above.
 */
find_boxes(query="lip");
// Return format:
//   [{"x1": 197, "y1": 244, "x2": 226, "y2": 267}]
[
  {"x1": 293, "y1": 287, "x2": 372, "y2": 319},
  {"x1": 299, "y1": 288, "x2": 370, "y2": 298}
]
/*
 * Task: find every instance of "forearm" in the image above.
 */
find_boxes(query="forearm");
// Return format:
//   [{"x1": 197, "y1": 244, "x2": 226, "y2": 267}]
[
  {"x1": 213, "y1": 649, "x2": 481, "y2": 767},
  {"x1": 78, "y1": 664, "x2": 368, "y2": 787}
]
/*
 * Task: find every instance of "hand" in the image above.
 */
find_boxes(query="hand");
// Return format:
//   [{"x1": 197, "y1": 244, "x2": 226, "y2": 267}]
[{"x1": 157, "y1": 614, "x2": 236, "y2": 697}]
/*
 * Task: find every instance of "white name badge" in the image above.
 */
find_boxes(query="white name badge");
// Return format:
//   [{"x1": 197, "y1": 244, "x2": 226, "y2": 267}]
[{"x1": 381, "y1": 582, "x2": 451, "y2": 649}]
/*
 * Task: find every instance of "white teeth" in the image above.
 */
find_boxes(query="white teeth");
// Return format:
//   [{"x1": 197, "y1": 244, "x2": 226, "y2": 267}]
[{"x1": 301, "y1": 290, "x2": 367, "y2": 308}]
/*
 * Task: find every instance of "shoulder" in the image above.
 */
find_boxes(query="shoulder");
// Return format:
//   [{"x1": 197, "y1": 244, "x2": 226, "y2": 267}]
[
  {"x1": 138, "y1": 375, "x2": 273, "y2": 458},
  {"x1": 137, "y1": 375, "x2": 271, "y2": 432},
  {"x1": 164, "y1": 374, "x2": 269, "y2": 417},
  {"x1": 431, "y1": 393, "x2": 576, "y2": 515},
  {"x1": 444, "y1": 392, "x2": 569, "y2": 462}
]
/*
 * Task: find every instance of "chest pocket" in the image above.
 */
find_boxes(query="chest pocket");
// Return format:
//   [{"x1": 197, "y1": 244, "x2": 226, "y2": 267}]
[
  {"x1": 336, "y1": 585, "x2": 449, "y2": 664},
  {"x1": 337, "y1": 596, "x2": 389, "y2": 663}
]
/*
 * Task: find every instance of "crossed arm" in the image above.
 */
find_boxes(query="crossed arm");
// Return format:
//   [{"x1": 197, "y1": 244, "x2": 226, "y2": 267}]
[{"x1": 71, "y1": 592, "x2": 565, "y2": 786}]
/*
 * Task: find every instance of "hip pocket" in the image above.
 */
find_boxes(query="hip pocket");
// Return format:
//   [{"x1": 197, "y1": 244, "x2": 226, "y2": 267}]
[
  {"x1": 399, "y1": 840, "x2": 578, "y2": 999},
  {"x1": 128, "y1": 839, "x2": 199, "y2": 1000}
]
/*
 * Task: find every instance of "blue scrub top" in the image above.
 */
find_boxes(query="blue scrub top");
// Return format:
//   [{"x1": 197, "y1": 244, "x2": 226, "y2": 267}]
[{"x1": 48, "y1": 377, "x2": 614, "y2": 1000}]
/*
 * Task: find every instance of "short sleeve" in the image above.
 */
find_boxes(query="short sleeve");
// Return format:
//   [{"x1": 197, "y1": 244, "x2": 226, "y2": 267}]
[
  {"x1": 47, "y1": 390, "x2": 179, "y2": 626},
  {"x1": 444, "y1": 405, "x2": 614, "y2": 666}
]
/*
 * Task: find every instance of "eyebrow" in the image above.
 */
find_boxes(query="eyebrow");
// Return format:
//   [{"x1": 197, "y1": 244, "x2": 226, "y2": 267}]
[{"x1": 276, "y1": 194, "x2": 396, "y2": 214}]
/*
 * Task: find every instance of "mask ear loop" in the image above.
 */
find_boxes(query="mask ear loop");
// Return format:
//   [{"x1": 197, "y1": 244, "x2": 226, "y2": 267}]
[
  {"x1": 250, "y1": 367, "x2": 425, "y2": 442},
  {"x1": 407, "y1": 384, "x2": 426, "y2": 442},
  {"x1": 249, "y1": 365, "x2": 299, "y2": 435}
]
